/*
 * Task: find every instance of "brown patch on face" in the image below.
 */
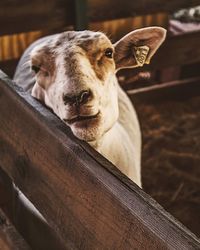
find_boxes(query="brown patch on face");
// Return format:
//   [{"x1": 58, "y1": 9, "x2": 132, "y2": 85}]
[
  {"x1": 31, "y1": 44, "x2": 56, "y2": 88},
  {"x1": 55, "y1": 40, "x2": 62, "y2": 47},
  {"x1": 77, "y1": 39, "x2": 94, "y2": 50},
  {"x1": 40, "y1": 46, "x2": 52, "y2": 56},
  {"x1": 58, "y1": 32, "x2": 76, "y2": 43},
  {"x1": 64, "y1": 54, "x2": 80, "y2": 79},
  {"x1": 42, "y1": 31, "x2": 115, "y2": 85},
  {"x1": 80, "y1": 34, "x2": 90, "y2": 39},
  {"x1": 64, "y1": 33, "x2": 115, "y2": 82},
  {"x1": 80, "y1": 36, "x2": 115, "y2": 81},
  {"x1": 72, "y1": 33, "x2": 113, "y2": 74},
  {"x1": 67, "y1": 31, "x2": 77, "y2": 41}
]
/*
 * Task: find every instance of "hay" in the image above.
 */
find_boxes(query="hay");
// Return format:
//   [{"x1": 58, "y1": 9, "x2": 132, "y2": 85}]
[{"x1": 138, "y1": 96, "x2": 200, "y2": 237}]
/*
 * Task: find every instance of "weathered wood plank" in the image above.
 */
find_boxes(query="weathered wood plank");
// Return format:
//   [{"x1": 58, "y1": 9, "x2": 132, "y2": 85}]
[
  {"x1": 128, "y1": 76, "x2": 200, "y2": 104},
  {"x1": 1, "y1": 0, "x2": 200, "y2": 36},
  {"x1": 0, "y1": 0, "x2": 75, "y2": 36},
  {"x1": 150, "y1": 30, "x2": 200, "y2": 70},
  {"x1": 88, "y1": 0, "x2": 200, "y2": 22},
  {"x1": 75, "y1": 0, "x2": 88, "y2": 30},
  {"x1": 0, "y1": 167, "x2": 66, "y2": 250},
  {"x1": 0, "y1": 71, "x2": 199, "y2": 249},
  {"x1": 0, "y1": 208, "x2": 31, "y2": 250},
  {"x1": 0, "y1": 59, "x2": 18, "y2": 78}
]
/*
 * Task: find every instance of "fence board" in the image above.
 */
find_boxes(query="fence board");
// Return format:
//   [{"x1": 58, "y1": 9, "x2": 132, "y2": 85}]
[
  {"x1": 0, "y1": 0, "x2": 74, "y2": 36},
  {"x1": 150, "y1": 30, "x2": 200, "y2": 69},
  {"x1": 1, "y1": 0, "x2": 200, "y2": 35},
  {"x1": 0, "y1": 208, "x2": 31, "y2": 250},
  {"x1": 128, "y1": 76, "x2": 200, "y2": 103},
  {"x1": 88, "y1": 0, "x2": 200, "y2": 23},
  {"x1": 0, "y1": 71, "x2": 199, "y2": 249}
]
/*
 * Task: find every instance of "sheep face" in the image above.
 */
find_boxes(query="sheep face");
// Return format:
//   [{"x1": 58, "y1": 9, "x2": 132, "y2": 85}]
[
  {"x1": 31, "y1": 31, "x2": 119, "y2": 142},
  {"x1": 31, "y1": 28, "x2": 166, "y2": 143}
]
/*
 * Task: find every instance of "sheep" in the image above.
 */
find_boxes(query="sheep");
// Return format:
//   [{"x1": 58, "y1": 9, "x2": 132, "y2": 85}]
[
  {"x1": 14, "y1": 27, "x2": 166, "y2": 187},
  {"x1": 11, "y1": 27, "x2": 166, "y2": 247}
]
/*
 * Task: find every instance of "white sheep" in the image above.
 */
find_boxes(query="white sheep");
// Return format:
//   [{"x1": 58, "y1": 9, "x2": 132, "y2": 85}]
[
  {"x1": 15, "y1": 27, "x2": 166, "y2": 187},
  {"x1": 12, "y1": 27, "x2": 166, "y2": 247}
]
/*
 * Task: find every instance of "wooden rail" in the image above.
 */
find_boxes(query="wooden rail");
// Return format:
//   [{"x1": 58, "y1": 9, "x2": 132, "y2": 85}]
[
  {"x1": 128, "y1": 76, "x2": 200, "y2": 104},
  {"x1": 0, "y1": 208, "x2": 31, "y2": 250},
  {"x1": 88, "y1": 0, "x2": 200, "y2": 22},
  {"x1": 1, "y1": 0, "x2": 200, "y2": 35},
  {"x1": 2, "y1": 28, "x2": 200, "y2": 79},
  {"x1": 0, "y1": 71, "x2": 200, "y2": 249},
  {"x1": 1, "y1": 0, "x2": 200, "y2": 77},
  {"x1": 149, "y1": 30, "x2": 200, "y2": 70},
  {"x1": 0, "y1": 0, "x2": 74, "y2": 36}
]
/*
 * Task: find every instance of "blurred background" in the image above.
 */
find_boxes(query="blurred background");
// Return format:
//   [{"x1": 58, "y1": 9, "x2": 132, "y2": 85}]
[{"x1": 1, "y1": 0, "x2": 200, "y2": 88}]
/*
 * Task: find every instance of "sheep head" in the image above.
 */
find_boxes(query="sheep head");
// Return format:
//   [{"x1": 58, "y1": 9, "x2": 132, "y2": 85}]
[{"x1": 31, "y1": 27, "x2": 166, "y2": 142}]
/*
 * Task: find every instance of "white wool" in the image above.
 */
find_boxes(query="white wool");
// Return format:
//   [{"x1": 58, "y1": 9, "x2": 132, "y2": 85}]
[{"x1": 31, "y1": 28, "x2": 166, "y2": 187}]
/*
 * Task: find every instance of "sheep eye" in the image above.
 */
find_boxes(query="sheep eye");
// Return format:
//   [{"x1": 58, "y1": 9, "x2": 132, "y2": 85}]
[
  {"x1": 105, "y1": 48, "x2": 113, "y2": 58},
  {"x1": 31, "y1": 65, "x2": 40, "y2": 73}
]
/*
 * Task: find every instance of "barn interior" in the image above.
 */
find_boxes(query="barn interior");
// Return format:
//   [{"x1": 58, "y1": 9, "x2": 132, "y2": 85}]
[{"x1": 0, "y1": 1, "x2": 200, "y2": 249}]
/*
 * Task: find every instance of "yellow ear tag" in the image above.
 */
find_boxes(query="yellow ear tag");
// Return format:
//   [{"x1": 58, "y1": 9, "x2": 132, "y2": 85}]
[{"x1": 133, "y1": 45, "x2": 150, "y2": 67}]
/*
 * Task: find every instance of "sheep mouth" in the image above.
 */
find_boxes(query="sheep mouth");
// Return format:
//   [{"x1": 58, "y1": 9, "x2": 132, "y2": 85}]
[{"x1": 64, "y1": 111, "x2": 100, "y2": 125}]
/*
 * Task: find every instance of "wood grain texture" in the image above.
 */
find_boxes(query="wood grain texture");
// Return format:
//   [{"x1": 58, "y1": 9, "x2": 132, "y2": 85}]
[
  {"x1": 75, "y1": 0, "x2": 88, "y2": 30},
  {"x1": 0, "y1": 59, "x2": 19, "y2": 78},
  {"x1": 0, "y1": 209, "x2": 30, "y2": 250},
  {"x1": 0, "y1": 71, "x2": 199, "y2": 249},
  {"x1": 150, "y1": 30, "x2": 200, "y2": 70},
  {"x1": 88, "y1": 0, "x2": 200, "y2": 22},
  {"x1": 0, "y1": 0, "x2": 74, "y2": 36},
  {"x1": 0, "y1": 167, "x2": 66, "y2": 250},
  {"x1": 128, "y1": 76, "x2": 200, "y2": 104},
  {"x1": 1, "y1": 0, "x2": 200, "y2": 35}
]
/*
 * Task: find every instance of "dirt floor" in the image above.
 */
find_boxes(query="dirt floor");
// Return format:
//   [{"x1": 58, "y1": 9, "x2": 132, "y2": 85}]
[{"x1": 136, "y1": 95, "x2": 200, "y2": 238}]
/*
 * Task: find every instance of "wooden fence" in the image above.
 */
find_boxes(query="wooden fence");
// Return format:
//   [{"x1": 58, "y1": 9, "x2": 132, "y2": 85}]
[
  {"x1": 0, "y1": 70, "x2": 200, "y2": 249},
  {"x1": 0, "y1": 0, "x2": 200, "y2": 249}
]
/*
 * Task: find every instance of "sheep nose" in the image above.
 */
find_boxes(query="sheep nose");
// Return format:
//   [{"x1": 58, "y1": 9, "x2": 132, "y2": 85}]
[{"x1": 63, "y1": 90, "x2": 92, "y2": 106}]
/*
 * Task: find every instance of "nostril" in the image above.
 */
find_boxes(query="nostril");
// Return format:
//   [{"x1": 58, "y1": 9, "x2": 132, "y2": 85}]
[
  {"x1": 62, "y1": 94, "x2": 74, "y2": 105},
  {"x1": 78, "y1": 90, "x2": 91, "y2": 104},
  {"x1": 63, "y1": 90, "x2": 92, "y2": 106}
]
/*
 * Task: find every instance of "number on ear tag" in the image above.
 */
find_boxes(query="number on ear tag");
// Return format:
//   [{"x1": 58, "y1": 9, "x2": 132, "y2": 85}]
[{"x1": 133, "y1": 45, "x2": 150, "y2": 67}]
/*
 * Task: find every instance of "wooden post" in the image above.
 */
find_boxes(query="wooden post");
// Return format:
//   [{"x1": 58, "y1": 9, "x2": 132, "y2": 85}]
[{"x1": 75, "y1": 0, "x2": 88, "y2": 30}]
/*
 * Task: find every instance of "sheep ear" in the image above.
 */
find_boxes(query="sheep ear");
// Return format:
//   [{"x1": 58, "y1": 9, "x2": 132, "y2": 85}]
[{"x1": 114, "y1": 27, "x2": 166, "y2": 71}]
